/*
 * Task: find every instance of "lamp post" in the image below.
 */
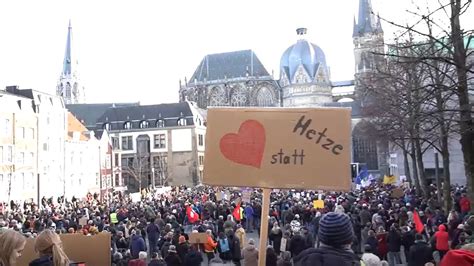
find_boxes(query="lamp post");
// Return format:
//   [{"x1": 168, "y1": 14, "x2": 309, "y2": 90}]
[
  {"x1": 433, "y1": 148, "x2": 441, "y2": 203},
  {"x1": 151, "y1": 167, "x2": 155, "y2": 188}
]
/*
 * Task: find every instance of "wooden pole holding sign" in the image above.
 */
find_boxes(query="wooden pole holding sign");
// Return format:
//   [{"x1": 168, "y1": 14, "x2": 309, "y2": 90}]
[{"x1": 258, "y1": 188, "x2": 271, "y2": 266}]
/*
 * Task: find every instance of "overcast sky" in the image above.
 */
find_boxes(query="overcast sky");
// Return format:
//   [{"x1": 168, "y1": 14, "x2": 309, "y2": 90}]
[{"x1": 0, "y1": 0, "x2": 472, "y2": 104}]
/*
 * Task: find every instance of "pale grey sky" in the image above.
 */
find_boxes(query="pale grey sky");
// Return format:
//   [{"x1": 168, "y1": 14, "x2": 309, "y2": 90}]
[{"x1": 0, "y1": 0, "x2": 472, "y2": 104}]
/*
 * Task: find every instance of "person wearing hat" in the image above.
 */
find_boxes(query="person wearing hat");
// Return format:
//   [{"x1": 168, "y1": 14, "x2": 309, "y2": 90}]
[
  {"x1": 407, "y1": 233, "x2": 433, "y2": 266},
  {"x1": 164, "y1": 245, "x2": 182, "y2": 266},
  {"x1": 293, "y1": 212, "x2": 361, "y2": 266}
]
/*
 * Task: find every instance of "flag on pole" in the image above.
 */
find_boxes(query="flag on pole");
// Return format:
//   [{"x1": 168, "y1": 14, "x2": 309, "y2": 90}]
[
  {"x1": 413, "y1": 210, "x2": 424, "y2": 233},
  {"x1": 355, "y1": 166, "x2": 369, "y2": 185}
]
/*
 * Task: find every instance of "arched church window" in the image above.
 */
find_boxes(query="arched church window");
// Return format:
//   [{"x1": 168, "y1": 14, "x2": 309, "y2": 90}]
[
  {"x1": 73, "y1": 83, "x2": 78, "y2": 97},
  {"x1": 256, "y1": 87, "x2": 274, "y2": 107},
  {"x1": 156, "y1": 119, "x2": 165, "y2": 128},
  {"x1": 66, "y1": 82, "x2": 71, "y2": 98},
  {"x1": 209, "y1": 87, "x2": 226, "y2": 106},
  {"x1": 139, "y1": 120, "x2": 149, "y2": 129},
  {"x1": 123, "y1": 121, "x2": 132, "y2": 130},
  {"x1": 230, "y1": 86, "x2": 247, "y2": 107}
]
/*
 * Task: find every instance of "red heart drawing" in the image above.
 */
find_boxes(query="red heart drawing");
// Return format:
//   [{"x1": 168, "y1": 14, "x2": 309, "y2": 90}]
[{"x1": 219, "y1": 120, "x2": 266, "y2": 168}]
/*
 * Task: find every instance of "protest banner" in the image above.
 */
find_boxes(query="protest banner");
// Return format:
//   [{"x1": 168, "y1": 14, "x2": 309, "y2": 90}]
[
  {"x1": 17, "y1": 232, "x2": 111, "y2": 266},
  {"x1": 203, "y1": 107, "x2": 351, "y2": 266},
  {"x1": 189, "y1": 232, "x2": 208, "y2": 244},
  {"x1": 313, "y1": 199, "x2": 324, "y2": 209}
]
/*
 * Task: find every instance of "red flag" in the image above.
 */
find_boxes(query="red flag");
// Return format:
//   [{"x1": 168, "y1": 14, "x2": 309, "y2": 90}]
[
  {"x1": 413, "y1": 210, "x2": 424, "y2": 233},
  {"x1": 233, "y1": 204, "x2": 241, "y2": 221},
  {"x1": 186, "y1": 206, "x2": 199, "y2": 224}
]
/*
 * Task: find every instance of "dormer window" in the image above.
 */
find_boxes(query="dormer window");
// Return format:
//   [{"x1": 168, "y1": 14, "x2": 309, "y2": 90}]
[
  {"x1": 177, "y1": 117, "x2": 187, "y2": 126},
  {"x1": 103, "y1": 123, "x2": 111, "y2": 131},
  {"x1": 123, "y1": 121, "x2": 132, "y2": 130},
  {"x1": 139, "y1": 120, "x2": 149, "y2": 129},
  {"x1": 156, "y1": 119, "x2": 165, "y2": 128}
]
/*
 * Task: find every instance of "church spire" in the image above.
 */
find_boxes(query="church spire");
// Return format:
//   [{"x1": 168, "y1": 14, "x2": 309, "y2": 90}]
[
  {"x1": 353, "y1": 0, "x2": 382, "y2": 37},
  {"x1": 57, "y1": 20, "x2": 85, "y2": 104}
]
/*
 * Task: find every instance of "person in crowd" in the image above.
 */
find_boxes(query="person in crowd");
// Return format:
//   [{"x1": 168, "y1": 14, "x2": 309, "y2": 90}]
[
  {"x1": 361, "y1": 244, "x2": 381, "y2": 266},
  {"x1": 0, "y1": 229, "x2": 26, "y2": 266},
  {"x1": 130, "y1": 230, "x2": 146, "y2": 260},
  {"x1": 440, "y1": 243, "x2": 474, "y2": 266},
  {"x1": 269, "y1": 222, "x2": 283, "y2": 255},
  {"x1": 128, "y1": 251, "x2": 147, "y2": 266},
  {"x1": 266, "y1": 246, "x2": 278, "y2": 266},
  {"x1": 433, "y1": 224, "x2": 450, "y2": 260},
  {"x1": 293, "y1": 212, "x2": 361, "y2": 266},
  {"x1": 376, "y1": 226, "x2": 388, "y2": 260},
  {"x1": 146, "y1": 219, "x2": 160, "y2": 254},
  {"x1": 176, "y1": 236, "x2": 189, "y2": 262},
  {"x1": 386, "y1": 224, "x2": 402, "y2": 266},
  {"x1": 148, "y1": 252, "x2": 165, "y2": 266},
  {"x1": 276, "y1": 251, "x2": 292, "y2": 266},
  {"x1": 241, "y1": 239, "x2": 258, "y2": 266},
  {"x1": 182, "y1": 245, "x2": 202, "y2": 266},
  {"x1": 227, "y1": 230, "x2": 241, "y2": 266},
  {"x1": 29, "y1": 230, "x2": 70, "y2": 266},
  {"x1": 407, "y1": 233, "x2": 433, "y2": 266},
  {"x1": 235, "y1": 224, "x2": 246, "y2": 250},
  {"x1": 164, "y1": 245, "x2": 181, "y2": 266},
  {"x1": 216, "y1": 232, "x2": 232, "y2": 263},
  {"x1": 203, "y1": 229, "x2": 217, "y2": 262}
]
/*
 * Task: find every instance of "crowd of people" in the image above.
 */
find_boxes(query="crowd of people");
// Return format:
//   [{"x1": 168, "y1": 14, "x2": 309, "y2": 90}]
[{"x1": 1, "y1": 182, "x2": 474, "y2": 266}]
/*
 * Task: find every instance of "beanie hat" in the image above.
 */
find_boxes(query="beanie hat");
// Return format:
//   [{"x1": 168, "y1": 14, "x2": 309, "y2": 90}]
[
  {"x1": 318, "y1": 212, "x2": 354, "y2": 247},
  {"x1": 168, "y1": 245, "x2": 177, "y2": 253}
]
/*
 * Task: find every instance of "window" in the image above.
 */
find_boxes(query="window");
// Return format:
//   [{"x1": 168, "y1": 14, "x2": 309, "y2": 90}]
[
  {"x1": 0, "y1": 146, "x2": 3, "y2": 163},
  {"x1": 123, "y1": 121, "x2": 132, "y2": 130},
  {"x1": 115, "y1": 174, "x2": 120, "y2": 187},
  {"x1": 17, "y1": 152, "x2": 25, "y2": 165},
  {"x1": 177, "y1": 118, "x2": 187, "y2": 126},
  {"x1": 198, "y1": 134, "x2": 204, "y2": 146},
  {"x1": 29, "y1": 128, "x2": 35, "y2": 139},
  {"x1": 17, "y1": 127, "x2": 25, "y2": 138},
  {"x1": 156, "y1": 119, "x2": 165, "y2": 128},
  {"x1": 121, "y1": 136, "x2": 133, "y2": 150},
  {"x1": 103, "y1": 123, "x2": 111, "y2": 131},
  {"x1": 256, "y1": 87, "x2": 274, "y2": 107},
  {"x1": 154, "y1": 134, "x2": 166, "y2": 149},
  {"x1": 1, "y1": 118, "x2": 10, "y2": 136},
  {"x1": 106, "y1": 155, "x2": 111, "y2": 169},
  {"x1": 26, "y1": 152, "x2": 34, "y2": 165},
  {"x1": 6, "y1": 146, "x2": 12, "y2": 163},
  {"x1": 112, "y1": 137, "x2": 120, "y2": 149},
  {"x1": 198, "y1": 155, "x2": 204, "y2": 166},
  {"x1": 21, "y1": 173, "x2": 25, "y2": 189},
  {"x1": 139, "y1": 120, "x2": 149, "y2": 129},
  {"x1": 115, "y1": 153, "x2": 119, "y2": 167}
]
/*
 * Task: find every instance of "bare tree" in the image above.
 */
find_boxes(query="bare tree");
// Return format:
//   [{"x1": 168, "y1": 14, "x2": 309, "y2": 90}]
[{"x1": 121, "y1": 155, "x2": 150, "y2": 192}]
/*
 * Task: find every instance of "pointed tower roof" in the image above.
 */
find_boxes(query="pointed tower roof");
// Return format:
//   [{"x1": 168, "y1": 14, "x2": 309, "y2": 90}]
[
  {"x1": 353, "y1": 0, "x2": 383, "y2": 37},
  {"x1": 62, "y1": 20, "x2": 73, "y2": 76}
]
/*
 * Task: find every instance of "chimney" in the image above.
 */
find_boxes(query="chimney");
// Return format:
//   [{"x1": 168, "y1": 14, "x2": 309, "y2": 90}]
[{"x1": 296, "y1": 28, "x2": 307, "y2": 36}]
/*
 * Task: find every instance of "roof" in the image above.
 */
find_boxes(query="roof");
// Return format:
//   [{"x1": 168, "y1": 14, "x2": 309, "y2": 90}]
[
  {"x1": 353, "y1": 0, "x2": 382, "y2": 37},
  {"x1": 67, "y1": 112, "x2": 90, "y2": 141},
  {"x1": 67, "y1": 102, "x2": 139, "y2": 129},
  {"x1": 189, "y1": 50, "x2": 271, "y2": 83},
  {"x1": 96, "y1": 102, "x2": 196, "y2": 130},
  {"x1": 331, "y1": 80, "x2": 355, "y2": 87}
]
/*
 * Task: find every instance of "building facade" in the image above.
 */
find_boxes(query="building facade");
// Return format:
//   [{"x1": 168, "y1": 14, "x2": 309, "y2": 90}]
[
  {"x1": 5, "y1": 86, "x2": 68, "y2": 202},
  {"x1": 94, "y1": 101, "x2": 206, "y2": 191},
  {"x1": 0, "y1": 90, "x2": 38, "y2": 203}
]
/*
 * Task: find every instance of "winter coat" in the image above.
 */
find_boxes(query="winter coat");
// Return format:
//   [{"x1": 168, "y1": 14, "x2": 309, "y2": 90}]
[
  {"x1": 293, "y1": 245, "x2": 361, "y2": 266},
  {"x1": 228, "y1": 234, "x2": 242, "y2": 260},
  {"x1": 440, "y1": 249, "x2": 474, "y2": 266},
  {"x1": 177, "y1": 243, "x2": 189, "y2": 262},
  {"x1": 434, "y1": 224, "x2": 449, "y2": 251},
  {"x1": 407, "y1": 240, "x2": 433, "y2": 266},
  {"x1": 128, "y1": 259, "x2": 147, "y2": 266},
  {"x1": 183, "y1": 249, "x2": 203, "y2": 266},
  {"x1": 204, "y1": 235, "x2": 217, "y2": 253},
  {"x1": 148, "y1": 259, "x2": 166, "y2": 266},
  {"x1": 289, "y1": 234, "x2": 306, "y2": 258},
  {"x1": 165, "y1": 253, "x2": 182, "y2": 266},
  {"x1": 29, "y1": 255, "x2": 76, "y2": 266},
  {"x1": 146, "y1": 223, "x2": 160, "y2": 242},
  {"x1": 266, "y1": 249, "x2": 278, "y2": 266},
  {"x1": 235, "y1": 227, "x2": 246, "y2": 249},
  {"x1": 269, "y1": 228, "x2": 283, "y2": 254},
  {"x1": 387, "y1": 229, "x2": 402, "y2": 252},
  {"x1": 241, "y1": 244, "x2": 259, "y2": 266},
  {"x1": 130, "y1": 235, "x2": 146, "y2": 259}
]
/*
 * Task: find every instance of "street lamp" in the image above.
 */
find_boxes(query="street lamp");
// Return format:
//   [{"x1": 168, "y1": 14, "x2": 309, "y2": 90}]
[{"x1": 151, "y1": 167, "x2": 155, "y2": 189}]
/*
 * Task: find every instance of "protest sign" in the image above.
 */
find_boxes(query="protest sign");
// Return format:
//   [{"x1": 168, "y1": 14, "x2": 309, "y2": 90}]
[
  {"x1": 79, "y1": 216, "x2": 88, "y2": 226},
  {"x1": 17, "y1": 232, "x2": 111, "y2": 266},
  {"x1": 313, "y1": 200, "x2": 324, "y2": 209},
  {"x1": 189, "y1": 232, "x2": 208, "y2": 244},
  {"x1": 130, "y1": 192, "x2": 141, "y2": 203},
  {"x1": 242, "y1": 190, "x2": 251, "y2": 203},
  {"x1": 203, "y1": 108, "x2": 351, "y2": 191},
  {"x1": 391, "y1": 188, "x2": 405, "y2": 198}
]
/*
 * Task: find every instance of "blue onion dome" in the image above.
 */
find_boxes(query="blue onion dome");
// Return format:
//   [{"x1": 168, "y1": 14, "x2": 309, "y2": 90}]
[{"x1": 280, "y1": 28, "x2": 328, "y2": 83}]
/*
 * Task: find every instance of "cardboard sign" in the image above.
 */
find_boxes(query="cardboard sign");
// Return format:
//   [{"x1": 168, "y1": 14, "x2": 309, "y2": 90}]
[
  {"x1": 391, "y1": 188, "x2": 405, "y2": 198},
  {"x1": 79, "y1": 216, "x2": 88, "y2": 226},
  {"x1": 203, "y1": 108, "x2": 351, "y2": 190},
  {"x1": 16, "y1": 232, "x2": 111, "y2": 266},
  {"x1": 313, "y1": 200, "x2": 324, "y2": 209},
  {"x1": 242, "y1": 190, "x2": 251, "y2": 203},
  {"x1": 383, "y1": 175, "x2": 397, "y2": 185},
  {"x1": 130, "y1": 192, "x2": 141, "y2": 203},
  {"x1": 189, "y1": 232, "x2": 208, "y2": 244}
]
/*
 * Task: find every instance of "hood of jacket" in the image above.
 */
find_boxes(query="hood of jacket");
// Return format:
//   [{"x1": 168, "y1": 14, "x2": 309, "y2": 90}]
[{"x1": 439, "y1": 224, "x2": 446, "y2": 231}]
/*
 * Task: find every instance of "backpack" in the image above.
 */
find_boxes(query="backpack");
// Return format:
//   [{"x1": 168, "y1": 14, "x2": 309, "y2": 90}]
[{"x1": 219, "y1": 238, "x2": 230, "y2": 253}]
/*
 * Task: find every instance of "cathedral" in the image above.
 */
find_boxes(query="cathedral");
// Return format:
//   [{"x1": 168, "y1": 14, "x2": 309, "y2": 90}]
[{"x1": 179, "y1": 0, "x2": 387, "y2": 174}]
